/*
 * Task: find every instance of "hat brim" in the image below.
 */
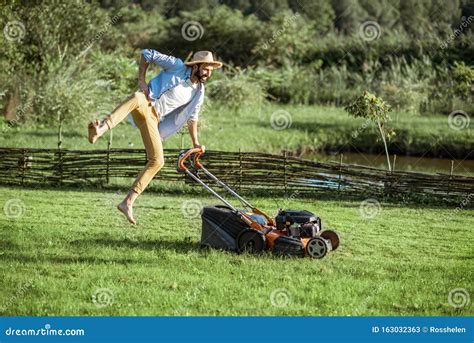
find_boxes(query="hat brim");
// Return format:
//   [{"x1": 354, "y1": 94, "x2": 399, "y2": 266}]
[{"x1": 185, "y1": 60, "x2": 223, "y2": 68}]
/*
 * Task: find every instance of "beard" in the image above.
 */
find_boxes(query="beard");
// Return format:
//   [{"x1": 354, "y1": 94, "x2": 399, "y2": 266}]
[{"x1": 195, "y1": 68, "x2": 208, "y2": 83}]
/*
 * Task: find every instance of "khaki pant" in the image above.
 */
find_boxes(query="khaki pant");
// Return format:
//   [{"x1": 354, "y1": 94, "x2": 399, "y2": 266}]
[{"x1": 105, "y1": 91, "x2": 163, "y2": 195}]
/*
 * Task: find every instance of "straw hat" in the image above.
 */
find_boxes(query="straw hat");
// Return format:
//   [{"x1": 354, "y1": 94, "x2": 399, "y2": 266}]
[{"x1": 185, "y1": 51, "x2": 223, "y2": 68}]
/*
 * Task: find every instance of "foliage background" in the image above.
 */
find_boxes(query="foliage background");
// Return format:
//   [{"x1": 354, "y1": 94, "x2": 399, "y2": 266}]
[{"x1": 1, "y1": 0, "x2": 473, "y2": 126}]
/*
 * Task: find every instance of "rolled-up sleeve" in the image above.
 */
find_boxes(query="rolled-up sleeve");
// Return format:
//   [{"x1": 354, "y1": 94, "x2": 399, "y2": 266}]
[
  {"x1": 142, "y1": 49, "x2": 184, "y2": 70},
  {"x1": 188, "y1": 89, "x2": 205, "y2": 123},
  {"x1": 188, "y1": 104, "x2": 200, "y2": 122}
]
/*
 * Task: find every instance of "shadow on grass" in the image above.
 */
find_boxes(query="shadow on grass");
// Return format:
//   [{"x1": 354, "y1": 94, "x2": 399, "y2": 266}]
[
  {"x1": 8, "y1": 130, "x2": 84, "y2": 138},
  {"x1": 1, "y1": 252, "x2": 149, "y2": 265},
  {"x1": 69, "y1": 237, "x2": 203, "y2": 254},
  {"x1": 1, "y1": 238, "x2": 207, "y2": 265}
]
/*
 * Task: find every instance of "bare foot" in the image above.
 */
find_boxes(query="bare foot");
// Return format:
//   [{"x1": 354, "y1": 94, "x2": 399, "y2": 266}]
[
  {"x1": 117, "y1": 202, "x2": 136, "y2": 225},
  {"x1": 88, "y1": 120, "x2": 101, "y2": 144}
]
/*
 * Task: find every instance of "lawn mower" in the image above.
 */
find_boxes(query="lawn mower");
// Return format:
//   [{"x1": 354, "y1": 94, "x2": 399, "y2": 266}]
[{"x1": 177, "y1": 148, "x2": 340, "y2": 259}]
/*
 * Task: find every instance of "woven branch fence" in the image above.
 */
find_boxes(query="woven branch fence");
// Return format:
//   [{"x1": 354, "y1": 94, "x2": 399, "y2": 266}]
[{"x1": 0, "y1": 147, "x2": 473, "y2": 199}]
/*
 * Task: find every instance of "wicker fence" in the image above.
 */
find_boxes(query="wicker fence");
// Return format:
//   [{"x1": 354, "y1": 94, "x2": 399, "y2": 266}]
[{"x1": 0, "y1": 147, "x2": 473, "y2": 200}]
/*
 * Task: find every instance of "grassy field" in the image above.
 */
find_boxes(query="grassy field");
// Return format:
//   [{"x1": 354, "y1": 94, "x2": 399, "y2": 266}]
[
  {"x1": 1, "y1": 186, "x2": 472, "y2": 316},
  {"x1": 1, "y1": 104, "x2": 471, "y2": 159}
]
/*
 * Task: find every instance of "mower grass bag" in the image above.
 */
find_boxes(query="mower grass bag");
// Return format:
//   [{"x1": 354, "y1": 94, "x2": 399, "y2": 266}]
[
  {"x1": 200, "y1": 205, "x2": 245, "y2": 251},
  {"x1": 177, "y1": 148, "x2": 340, "y2": 259}
]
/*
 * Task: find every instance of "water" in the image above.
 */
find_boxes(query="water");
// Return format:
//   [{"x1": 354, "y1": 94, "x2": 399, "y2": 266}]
[{"x1": 301, "y1": 152, "x2": 474, "y2": 176}]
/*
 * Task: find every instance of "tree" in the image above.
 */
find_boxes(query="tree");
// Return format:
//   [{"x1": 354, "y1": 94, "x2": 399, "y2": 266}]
[
  {"x1": 331, "y1": 0, "x2": 368, "y2": 33},
  {"x1": 156, "y1": 5, "x2": 263, "y2": 66},
  {"x1": 288, "y1": 0, "x2": 335, "y2": 34},
  {"x1": 398, "y1": 0, "x2": 431, "y2": 37},
  {"x1": 345, "y1": 91, "x2": 395, "y2": 172},
  {"x1": 359, "y1": 0, "x2": 400, "y2": 30},
  {"x1": 247, "y1": 0, "x2": 290, "y2": 20},
  {"x1": 452, "y1": 61, "x2": 474, "y2": 100}
]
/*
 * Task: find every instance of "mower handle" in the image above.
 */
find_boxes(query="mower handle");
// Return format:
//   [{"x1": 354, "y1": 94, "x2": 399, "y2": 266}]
[{"x1": 177, "y1": 146, "x2": 205, "y2": 172}]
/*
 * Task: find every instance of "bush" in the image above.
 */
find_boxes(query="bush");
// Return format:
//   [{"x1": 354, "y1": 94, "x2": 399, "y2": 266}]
[
  {"x1": 0, "y1": 0, "x2": 111, "y2": 124},
  {"x1": 29, "y1": 56, "x2": 114, "y2": 126},
  {"x1": 255, "y1": 10, "x2": 316, "y2": 67},
  {"x1": 89, "y1": 50, "x2": 139, "y2": 101},
  {"x1": 206, "y1": 67, "x2": 266, "y2": 112},
  {"x1": 452, "y1": 61, "x2": 474, "y2": 100}
]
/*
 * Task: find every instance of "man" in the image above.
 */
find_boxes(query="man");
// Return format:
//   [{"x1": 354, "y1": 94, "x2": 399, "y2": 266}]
[{"x1": 88, "y1": 50, "x2": 222, "y2": 224}]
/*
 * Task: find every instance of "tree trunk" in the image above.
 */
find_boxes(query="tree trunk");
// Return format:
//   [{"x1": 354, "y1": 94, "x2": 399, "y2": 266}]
[
  {"x1": 5, "y1": 89, "x2": 19, "y2": 121},
  {"x1": 377, "y1": 118, "x2": 392, "y2": 172}
]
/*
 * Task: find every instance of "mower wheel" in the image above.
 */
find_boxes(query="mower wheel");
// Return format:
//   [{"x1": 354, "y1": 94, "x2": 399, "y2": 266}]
[
  {"x1": 306, "y1": 237, "x2": 329, "y2": 259},
  {"x1": 237, "y1": 229, "x2": 266, "y2": 254},
  {"x1": 320, "y1": 230, "x2": 340, "y2": 251}
]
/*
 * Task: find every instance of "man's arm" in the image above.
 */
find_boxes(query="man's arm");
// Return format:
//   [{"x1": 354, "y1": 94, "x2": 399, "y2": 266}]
[
  {"x1": 138, "y1": 55, "x2": 150, "y2": 100},
  {"x1": 187, "y1": 120, "x2": 201, "y2": 149},
  {"x1": 141, "y1": 49, "x2": 184, "y2": 71}
]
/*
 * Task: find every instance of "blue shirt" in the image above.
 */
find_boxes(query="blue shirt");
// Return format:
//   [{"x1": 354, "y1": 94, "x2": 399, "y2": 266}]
[{"x1": 128, "y1": 49, "x2": 205, "y2": 141}]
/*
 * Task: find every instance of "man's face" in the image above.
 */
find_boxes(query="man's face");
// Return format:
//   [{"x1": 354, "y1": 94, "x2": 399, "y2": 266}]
[{"x1": 194, "y1": 64, "x2": 213, "y2": 83}]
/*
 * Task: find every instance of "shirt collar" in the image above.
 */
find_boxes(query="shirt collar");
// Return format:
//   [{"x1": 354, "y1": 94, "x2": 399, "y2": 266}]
[{"x1": 185, "y1": 66, "x2": 192, "y2": 78}]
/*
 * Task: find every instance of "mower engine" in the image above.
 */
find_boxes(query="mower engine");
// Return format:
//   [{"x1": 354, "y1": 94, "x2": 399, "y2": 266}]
[{"x1": 275, "y1": 209, "x2": 321, "y2": 238}]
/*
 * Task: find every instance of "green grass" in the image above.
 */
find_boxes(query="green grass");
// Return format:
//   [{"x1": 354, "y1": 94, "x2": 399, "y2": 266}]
[
  {"x1": 1, "y1": 186, "x2": 472, "y2": 316},
  {"x1": 1, "y1": 104, "x2": 471, "y2": 159}
]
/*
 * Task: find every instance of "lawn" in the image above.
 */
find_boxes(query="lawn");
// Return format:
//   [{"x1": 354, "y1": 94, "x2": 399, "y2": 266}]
[
  {"x1": 1, "y1": 104, "x2": 471, "y2": 159},
  {"x1": 1, "y1": 186, "x2": 472, "y2": 316}
]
